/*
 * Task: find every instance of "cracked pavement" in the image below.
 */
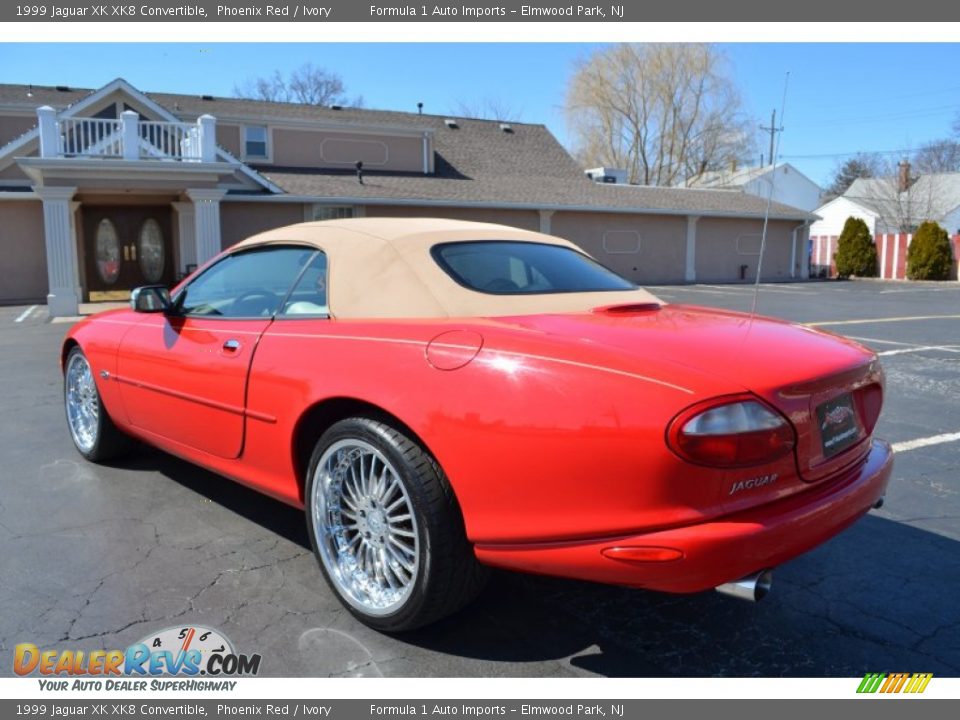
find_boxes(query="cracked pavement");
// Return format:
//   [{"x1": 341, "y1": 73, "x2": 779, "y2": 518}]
[{"x1": 0, "y1": 281, "x2": 957, "y2": 677}]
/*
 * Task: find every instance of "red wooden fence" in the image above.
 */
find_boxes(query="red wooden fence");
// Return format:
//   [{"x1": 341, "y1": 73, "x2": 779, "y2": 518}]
[{"x1": 810, "y1": 233, "x2": 960, "y2": 280}]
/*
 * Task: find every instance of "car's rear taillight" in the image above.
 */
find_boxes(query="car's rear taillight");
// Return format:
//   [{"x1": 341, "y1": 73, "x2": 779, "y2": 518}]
[{"x1": 667, "y1": 397, "x2": 796, "y2": 468}]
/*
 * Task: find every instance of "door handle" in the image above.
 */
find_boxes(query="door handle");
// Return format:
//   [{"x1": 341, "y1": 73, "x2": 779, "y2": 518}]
[{"x1": 222, "y1": 339, "x2": 241, "y2": 352}]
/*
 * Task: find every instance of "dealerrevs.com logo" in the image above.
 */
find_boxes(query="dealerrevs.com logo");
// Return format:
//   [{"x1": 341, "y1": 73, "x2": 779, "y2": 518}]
[{"x1": 14, "y1": 625, "x2": 261, "y2": 690}]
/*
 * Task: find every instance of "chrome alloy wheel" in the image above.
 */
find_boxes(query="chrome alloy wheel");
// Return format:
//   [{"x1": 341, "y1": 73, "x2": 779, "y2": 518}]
[
  {"x1": 65, "y1": 353, "x2": 99, "y2": 453},
  {"x1": 311, "y1": 439, "x2": 420, "y2": 616}
]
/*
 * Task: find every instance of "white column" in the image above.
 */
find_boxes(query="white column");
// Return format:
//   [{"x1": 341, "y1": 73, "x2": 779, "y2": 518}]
[
  {"x1": 186, "y1": 189, "x2": 226, "y2": 265},
  {"x1": 37, "y1": 106, "x2": 59, "y2": 158},
  {"x1": 790, "y1": 222, "x2": 807, "y2": 279},
  {"x1": 198, "y1": 115, "x2": 217, "y2": 163},
  {"x1": 36, "y1": 186, "x2": 80, "y2": 317},
  {"x1": 538, "y1": 209, "x2": 554, "y2": 235},
  {"x1": 800, "y1": 227, "x2": 810, "y2": 279},
  {"x1": 121, "y1": 110, "x2": 139, "y2": 160},
  {"x1": 685, "y1": 215, "x2": 699, "y2": 282},
  {"x1": 789, "y1": 228, "x2": 797, "y2": 278},
  {"x1": 172, "y1": 201, "x2": 197, "y2": 277}
]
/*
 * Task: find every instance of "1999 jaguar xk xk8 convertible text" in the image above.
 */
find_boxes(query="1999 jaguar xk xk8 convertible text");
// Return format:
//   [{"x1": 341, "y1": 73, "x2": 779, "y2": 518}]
[{"x1": 63, "y1": 218, "x2": 893, "y2": 630}]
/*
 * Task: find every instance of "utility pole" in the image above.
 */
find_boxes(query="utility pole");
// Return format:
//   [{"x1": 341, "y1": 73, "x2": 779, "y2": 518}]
[{"x1": 759, "y1": 109, "x2": 783, "y2": 167}]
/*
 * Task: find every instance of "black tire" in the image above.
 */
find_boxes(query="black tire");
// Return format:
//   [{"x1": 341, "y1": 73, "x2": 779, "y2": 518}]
[
  {"x1": 63, "y1": 346, "x2": 131, "y2": 462},
  {"x1": 305, "y1": 416, "x2": 488, "y2": 631}
]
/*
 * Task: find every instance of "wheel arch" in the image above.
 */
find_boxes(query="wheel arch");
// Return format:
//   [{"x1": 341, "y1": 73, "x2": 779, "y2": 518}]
[
  {"x1": 291, "y1": 396, "x2": 443, "y2": 504},
  {"x1": 61, "y1": 338, "x2": 80, "y2": 372}
]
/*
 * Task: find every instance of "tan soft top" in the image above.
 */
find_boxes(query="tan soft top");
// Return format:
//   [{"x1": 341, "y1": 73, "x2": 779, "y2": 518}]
[{"x1": 233, "y1": 218, "x2": 661, "y2": 319}]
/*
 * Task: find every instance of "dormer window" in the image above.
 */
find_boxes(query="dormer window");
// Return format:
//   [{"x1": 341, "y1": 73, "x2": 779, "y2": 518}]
[{"x1": 244, "y1": 125, "x2": 268, "y2": 159}]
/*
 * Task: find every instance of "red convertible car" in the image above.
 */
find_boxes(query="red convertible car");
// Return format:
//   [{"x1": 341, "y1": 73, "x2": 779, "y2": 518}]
[{"x1": 63, "y1": 218, "x2": 893, "y2": 631}]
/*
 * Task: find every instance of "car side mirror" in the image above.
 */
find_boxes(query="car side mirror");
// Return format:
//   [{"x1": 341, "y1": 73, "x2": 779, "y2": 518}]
[{"x1": 130, "y1": 285, "x2": 172, "y2": 314}]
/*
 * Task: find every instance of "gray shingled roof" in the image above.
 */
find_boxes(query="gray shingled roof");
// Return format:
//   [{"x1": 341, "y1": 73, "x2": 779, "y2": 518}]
[
  {"x1": 0, "y1": 83, "x2": 93, "y2": 109},
  {"x1": 681, "y1": 164, "x2": 775, "y2": 189},
  {"x1": 0, "y1": 82, "x2": 812, "y2": 220},
  {"x1": 261, "y1": 164, "x2": 813, "y2": 219},
  {"x1": 843, "y1": 174, "x2": 960, "y2": 231}
]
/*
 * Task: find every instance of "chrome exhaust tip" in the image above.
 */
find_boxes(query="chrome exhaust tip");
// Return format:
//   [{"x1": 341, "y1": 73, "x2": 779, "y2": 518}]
[{"x1": 715, "y1": 569, "x2": 773, "y2": 602}]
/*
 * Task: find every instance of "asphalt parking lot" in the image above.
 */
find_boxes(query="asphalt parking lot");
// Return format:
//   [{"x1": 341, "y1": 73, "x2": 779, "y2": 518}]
[{"x1": 1, "y1": 280, "x2": 958, "y2": 678}]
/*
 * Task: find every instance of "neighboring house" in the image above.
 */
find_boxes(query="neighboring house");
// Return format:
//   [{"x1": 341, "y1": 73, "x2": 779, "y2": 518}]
[
  {"x1": 812, "y1": 164, "x2": 960, "y2": 237},
  {"x1": 840, "y1": 174, "x2": 960, "y2": 235},
  {"x1": 0, "y1": 79, "x2": 815, "y2": 316},
  {"x1": 807, "y1": 193, "x2": 881, "y2": 237},
  {"x1": 809, "y1": 163, "x2": 960, "y2": 279},
  {"x1": 677, "y1": 163, "x2": 823, "y2": 213}
]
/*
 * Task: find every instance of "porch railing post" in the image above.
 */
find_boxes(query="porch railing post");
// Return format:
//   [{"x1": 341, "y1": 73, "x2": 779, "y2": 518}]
[
  {"x1": 37, "y1": 106, "x2": 59, "y2": 158},
  {"x1": 121, "y1": 110, "x2": 139, "y2": 160},
  {"x1": 198, "y1": 114, "x2": 216, "y2": 163}
]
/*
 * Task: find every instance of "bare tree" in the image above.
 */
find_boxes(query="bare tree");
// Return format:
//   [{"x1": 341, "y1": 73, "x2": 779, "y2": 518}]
[
  {"x1": 847, "y1": 159, "x2": 945, "y2": 233},
  {"x1": 887, "y1": 179, "x2": 941, "y2": 233},
  {"x1": 564, "y1": 43, "x2": 755, "y2": 186},
  {"x1": 451, "y1": 98, "x2": 524, "y2": 122},
  {"x1": 234, "y1": 63, "x2": 363, "y2": 107},
  {"x1": 234, "y1": 71, "x2": 287, "y2": 103},
  {"x1": 912, "y1": 139, "x2": 960, "y2": 174},
  {"x1": 825, "y1": 153, "x2": 884, "y2": 199}
]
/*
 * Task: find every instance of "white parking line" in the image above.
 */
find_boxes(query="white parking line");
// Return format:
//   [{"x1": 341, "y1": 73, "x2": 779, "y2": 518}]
[
  {"x1": 13, "y1": 305, "x2": 37, "y2": 323},
  {"x1": 846, "y1": 336, "x2": 919, "y2": 347},
  {"x1": 879, "y1": 286, "x2": 960, "y2": 294},
  {"x1": 844, "y1": 336, "x2": 960, "y2": 355},
  {"x1": 892, "y1": 432, "x2": 960, "y2": 453},
  {"x1": 877, "y1": 346, "x2": 960, "y2": 357},
  {"x1": 807, "y1": 314, "x2": 960, "y2": 327}
]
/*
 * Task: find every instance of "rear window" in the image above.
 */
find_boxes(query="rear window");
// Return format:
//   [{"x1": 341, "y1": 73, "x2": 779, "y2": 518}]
[{"x1": 432, "y1": 241, "x2": 636, "y2": 295}]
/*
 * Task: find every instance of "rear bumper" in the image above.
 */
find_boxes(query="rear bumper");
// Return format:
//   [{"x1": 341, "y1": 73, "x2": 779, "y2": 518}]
[{"x1": 474, "y1": 439, "x2": 893, "y2": 593}]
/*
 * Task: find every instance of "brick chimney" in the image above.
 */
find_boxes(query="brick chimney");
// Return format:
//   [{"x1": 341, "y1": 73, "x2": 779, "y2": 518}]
[{"x1": 898, "y1": 159, "x2": 912, "y2": 193}]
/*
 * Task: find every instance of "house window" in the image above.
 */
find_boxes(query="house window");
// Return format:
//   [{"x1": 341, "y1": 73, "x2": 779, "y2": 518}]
[
  {"x1": 244, "y1": 126, "x2": 268, "y2": 159},
  {"x1": 312, "y1": 205, "x2": 354, "y2": 221}
]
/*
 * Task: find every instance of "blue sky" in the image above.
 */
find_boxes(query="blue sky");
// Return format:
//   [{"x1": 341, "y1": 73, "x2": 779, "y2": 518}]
[{"x1": 2, "y1": 43, "x2": 960, "y2": 187}]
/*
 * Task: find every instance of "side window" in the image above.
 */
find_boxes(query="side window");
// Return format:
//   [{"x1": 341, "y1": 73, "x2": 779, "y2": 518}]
[
  {"x1": 312, "y1": 205, "x2": 354, "y2": 221},
  {"x1": 280, "y1": 253, "x2": 329, "y2": 317},
  {"x1": 177, "y1": 247, "x2": 316, "y2": 318},
  {"x1": 244, "y1": 125, "x2": 268, "y2": 158}
]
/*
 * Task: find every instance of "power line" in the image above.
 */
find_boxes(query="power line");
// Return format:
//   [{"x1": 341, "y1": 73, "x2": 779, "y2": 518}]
[
  {"x1": 804, "y1": 83, "x2": 960, "y2": 113},
  {"x1": 789, "y1": 104, "x2": 960, "y2": 130},
  {"x1": 782, "y1": 146, "x2": 951, "y2": 160}
]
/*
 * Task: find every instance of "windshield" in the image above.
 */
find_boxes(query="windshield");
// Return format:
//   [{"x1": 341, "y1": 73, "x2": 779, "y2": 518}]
[{"x1": 432, "y1": 241, "x2": 636, "y2": 295}]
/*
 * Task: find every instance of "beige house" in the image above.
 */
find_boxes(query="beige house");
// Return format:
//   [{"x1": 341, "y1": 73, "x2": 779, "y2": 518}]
[{"x1": 0, "y1": 79, "x2": 814, "y2": 316}]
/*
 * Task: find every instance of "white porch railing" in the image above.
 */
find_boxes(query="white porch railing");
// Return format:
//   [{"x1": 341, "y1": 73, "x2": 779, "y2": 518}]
[
  {"x1": 138, "y1": 120, "x2": 202, "y2": 160},
  {"x1": 37, "y1": 107, "x2": 217, "y2": 163},
  {"x1": 58, "y1": 117, "x2": 123, "y2": 157}
]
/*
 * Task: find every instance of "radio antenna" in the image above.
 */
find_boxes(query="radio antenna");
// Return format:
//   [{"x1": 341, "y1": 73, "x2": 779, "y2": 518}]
[{"x1": 751, "y1": 71, "x2": 791, "y2": 316}]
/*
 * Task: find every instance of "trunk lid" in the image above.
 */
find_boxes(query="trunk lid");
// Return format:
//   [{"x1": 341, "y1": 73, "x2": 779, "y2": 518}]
[{"x1": 498, "y1": 303, "x2": 883, "y2": 487}]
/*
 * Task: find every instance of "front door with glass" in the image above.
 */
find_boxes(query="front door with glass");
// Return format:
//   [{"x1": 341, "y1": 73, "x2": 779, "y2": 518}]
[{"x1": 82, "y1": 206, "x2": 174, "y2": 298}]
